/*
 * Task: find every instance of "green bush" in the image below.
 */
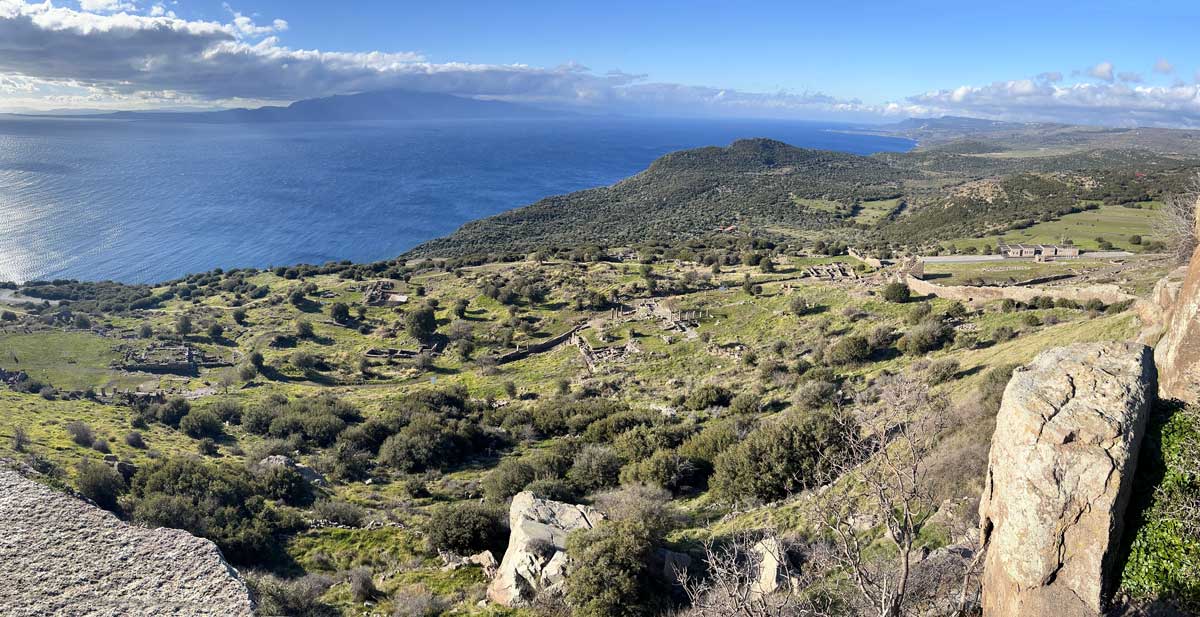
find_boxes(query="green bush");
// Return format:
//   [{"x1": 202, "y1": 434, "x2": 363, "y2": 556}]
[
  {"x1": 425, "y1": 502, "x2": 507, "y2": 555},
  {"x1": 712, "y1": 411, "x2": 848, "y2": 505},
  {"x1": 826, "y1": 335, "x2": 871, "y2": 365},
  {"x1": 567, "y1": 445, "x2": 623, "y2": 494},
  {"x1": 565, "y1": 520, "x2": 659, "y2": 617},
  {"x1": 794, "y1": 380, "x2": 837, "y2": 411},
  {"x1": 76, "y1": 458, "x2": 125, "y2": 512},
  {"x1": 881, "y1": 282, "x2": 911, "y2": 303},
  {"x1": 483, "y1": 459, "x2": 537, "y2": 502},
  {"x1": 684, "y1": 384, "x2": 733, "y2": 410},
  {"x1": 180, "y1": 409, "x2": 224, "y2": 439}
]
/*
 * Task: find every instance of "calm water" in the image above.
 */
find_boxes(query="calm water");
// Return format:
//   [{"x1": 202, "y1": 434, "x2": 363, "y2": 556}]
[{"x1": 0, "y1": 116, "x2": 912, "y2": 283}]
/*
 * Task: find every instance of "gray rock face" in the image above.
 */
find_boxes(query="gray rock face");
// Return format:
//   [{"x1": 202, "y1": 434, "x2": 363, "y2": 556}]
[
  {"x1": 978, "y1": 342, "x2": 1155, "y2": 617},
  {"x1": 486, "y1": 491, "x2": 605, "y2": 607},
  {"x1": 0, "y1": 468, "x2": 254, "y2": 617}
]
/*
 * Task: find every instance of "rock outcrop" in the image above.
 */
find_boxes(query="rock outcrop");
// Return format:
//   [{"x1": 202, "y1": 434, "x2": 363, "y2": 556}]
[
  {"x1": 978, "y1": 342, "x2": 1155, "y2": 617},
  {"x1": 487, "y1": 491, "x2": 605, "y2": 607},
  {"x1": 0, "y1": 468, "x2": 254, "y2": 617},
  {"x1": 1155, "y1": 228, "x2": 1200, "y2": 404}
]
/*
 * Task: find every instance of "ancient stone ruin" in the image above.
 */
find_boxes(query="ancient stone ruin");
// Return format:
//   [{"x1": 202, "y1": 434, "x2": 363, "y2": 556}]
[
  {"x1": 803, "y1": 262, "x2": 857, "y2": 280},
  {"x1": 0, "y1": 468, "x2": 254, "y2": 616},
  {"x1": 978, "y1": 342, "x2": 1155, "y2": 617},
  {"x1": 487, "y1": 491, "x2": 605, "y2": 607}
]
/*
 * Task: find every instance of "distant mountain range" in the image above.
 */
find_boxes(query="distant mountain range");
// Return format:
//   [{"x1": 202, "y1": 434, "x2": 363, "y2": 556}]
[{"x1": 40, "y1": 90, "x2": 564, "y2": 123}]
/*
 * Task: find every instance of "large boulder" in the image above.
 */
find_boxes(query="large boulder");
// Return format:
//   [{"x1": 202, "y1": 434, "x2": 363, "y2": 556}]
[
  {"x1": 0, "y1": 468, "x2": 254, "y2": 616},
  {"x1": 978, "y1": 342, "x2": 1155, "y2": 617},
  {"x1": 486, "y1": 491, "x2": 605, "y2": 607},
  {"x1": 1155, "y1": 228, "x2": 1200, "y2": 404}
]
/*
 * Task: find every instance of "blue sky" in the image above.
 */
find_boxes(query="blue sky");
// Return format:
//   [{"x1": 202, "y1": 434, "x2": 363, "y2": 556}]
[{"x1": 1, "y1": 0, "x2": 1199, "y2": 125}]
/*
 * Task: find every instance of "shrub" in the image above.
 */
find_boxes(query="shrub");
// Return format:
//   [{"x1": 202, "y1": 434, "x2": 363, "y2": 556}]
[
  {"x1": 620, "y1": 449, "x2": 695, "y2": 493},
  {"x1": 925, "y1": 358, "x2": 961, "y2": 385},
  {"x1": 898, "y1": 321, "x2": 953, "y2": 355},
  {"x1": 124, "y1": 431, "x2": 147, "y2": 449},
  {"x1": 793, "y1": 380, "x2": 838, "y2": 411},
  {"x1": 390, "y1": 584, "x2": 445, "y2": 617},
  {"x1": 685, "y1": 384, "x2": 732, "y2": 410},
  {"x1": 565, "y1": 520, "x2": 658, "y2": 617},
  {"x1": 180, "y1": 409, "x2": 224, "y2": 439},
  {"x1": 728, "y1": 393, "x2": 761, "y2": 415},
  {"x1": 567, "y1": 445, "x2": 623, "y2": 494},
  {"x1": 483, "y1": 459, "x2": 537, "y2": 502},
  {"x1": 91, "y1": 438, "x2": 110, "y2": 453},
  {"x1": 992, "y1": 325, "x2": 1016, "y2": 342},
  {"x1": 151, "y1": 397, "x2": 191, "y2": 426},
  {"x1": 826, "y1": 335, "x2": 871, "y2": 365},
  {"x1": 712, "y1": 411, "x2": 848, "y2": 505},
  {"x1": 425, "y1": 502, "x2": 506, "y2": 555},
  {"x1": 11, "y1": 426, "x2": 29, "y2": 452},
  {"x1": 197, "y1": 438, "x2": 218, "y2": 456},
  {"x1": 524, "y1": 477, "x2": 577, "y2": 502},
  {"x1": 348, "y1": 568, "x2": 381, "y2": 603},
  {"x1": 245, "y1": 573, "x2": 336, "y2": 617},
  {"x1": 312, "y1": 499, "x2": 365, "y2": 527},
  {"x1": 76, "y1": 458, "x2": 125, "y2": 511},
  {"x1": 65, "y1": 421, "x2": 94, "y2": 446},
  {"x1": 211, "y1": 399, "x2": 243, "y2": 424},
  {"x1": 881, "y1": 282, "x2": 911, "y2": 303},
  {"x1": 330, "y1": 302, "x2": 351, "y2": 323},
  {"x1": 257, "y1": 464, "x2": 312, "y2": 506},
  {"x1": 295, "y1": 320, "x2": 314, "y2": 339},
  {"x1": 207, "y1": 323, "x2": 224, "y2": 339}
]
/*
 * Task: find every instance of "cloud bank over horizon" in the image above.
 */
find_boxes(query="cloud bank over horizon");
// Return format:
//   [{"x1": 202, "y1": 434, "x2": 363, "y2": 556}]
[{"x1": 1, "y1": 0, "x2": 1199, "y2": 128}]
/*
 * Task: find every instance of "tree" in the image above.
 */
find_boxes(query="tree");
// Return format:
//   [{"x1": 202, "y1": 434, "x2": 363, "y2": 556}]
[
  {"x1": 405, "y1": 306, "x2": 438, "y2": 344},
  {"x1": 679, "y1": 531, "x2": 833, "y2": 617},
  {"x1": 138, "y1": 323, "x2": 154, "y2": 338},
  {"x1": 180, "y1": 409, "x2": 224, "y2": 439},
  {"x1": 826, "y1": 335, "x2": 871, "y2": 365},
  {"x1": 175, "y1": 314, "x2": 193, "y2": 336},
  {"x1": 232, "y1": 308, "x2": 247, "y2": 324},
  {"x1": 330, "y1": 302, "x2": 351, "y2": 323},
  {"x1": 295, "y1": 320, "x2": 314, "y2": 339},
  {"x1": 815, "y1": 376, "x2": 980, "y2": 617},
  {"x1": 207, "y1": 322, "x2": 224, "y2": 340}
]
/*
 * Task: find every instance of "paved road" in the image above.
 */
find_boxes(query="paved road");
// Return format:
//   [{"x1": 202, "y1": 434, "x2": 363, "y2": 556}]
[{"x1": 919, "y1": 251, "x2": 1136, "y2": 264}]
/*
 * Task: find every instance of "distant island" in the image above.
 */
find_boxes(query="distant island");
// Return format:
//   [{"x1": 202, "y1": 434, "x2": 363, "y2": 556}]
[{"x1": 55, "y1": 89, "x2": 565, "y2": 123}]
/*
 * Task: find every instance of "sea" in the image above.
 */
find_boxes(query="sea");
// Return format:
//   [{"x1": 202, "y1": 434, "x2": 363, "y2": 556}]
[{"x1": 0, "y1": 116, "x2": 913, "y2": 284}]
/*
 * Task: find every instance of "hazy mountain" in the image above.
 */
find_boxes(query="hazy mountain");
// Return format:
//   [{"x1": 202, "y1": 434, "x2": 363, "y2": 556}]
[{"x1": 98, "y1": 90, "x2": 562, "y2": 123}]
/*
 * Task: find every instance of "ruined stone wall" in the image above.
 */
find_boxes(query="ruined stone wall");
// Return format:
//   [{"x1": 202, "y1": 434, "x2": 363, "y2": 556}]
[
  {"x1": 1153, "y1": 196, "x2": 1200, "y2": 404},
  {"x1": 905, "y1": 275, "x2": 1136, "y2": 306}
]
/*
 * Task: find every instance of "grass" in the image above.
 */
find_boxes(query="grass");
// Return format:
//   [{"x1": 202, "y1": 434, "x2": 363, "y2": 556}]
[
  {"x1": 946, "y1": 204, "x2": 1161, "y2": 252},
  {"x1": 853, "y1": 198, "x2": 903, "y2": 225},
  {"x1": 0, "y1": 331, "x2": 129, "y2": 391}
]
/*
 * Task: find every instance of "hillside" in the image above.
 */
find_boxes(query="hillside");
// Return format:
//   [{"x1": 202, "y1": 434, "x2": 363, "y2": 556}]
[{"x1": 408, "y1": 135, "x2": 1200, "y2": 259}]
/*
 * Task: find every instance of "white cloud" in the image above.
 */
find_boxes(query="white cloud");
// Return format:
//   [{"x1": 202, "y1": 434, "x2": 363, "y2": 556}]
[
  {"x1": 1154, "y1": 58, "x2": 1174, "y2": 74},
  {"x1": 1087, "y1": 61, "x2": 1114, "y2": 82},
  {"x1": 1037, "y1": 71, "x2": 1063, "y2": 83},
  {"x1": 1117, "y1": 71, "x2": 1143, "y2": 83},
  {"x1": 0, "y1": 0, "x2": 866, "y2": 118},
  {"x1": 905, "y1": 79, "x2": 1200, "y2": 127},
  {"x1": 79, "y1": 0, "x2": 138, "y2": 13}
]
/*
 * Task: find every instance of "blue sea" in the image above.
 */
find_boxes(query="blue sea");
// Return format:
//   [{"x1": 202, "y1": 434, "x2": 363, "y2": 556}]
[{"x1": 0, "y1": 116, "x2": 913, "y2": 283}]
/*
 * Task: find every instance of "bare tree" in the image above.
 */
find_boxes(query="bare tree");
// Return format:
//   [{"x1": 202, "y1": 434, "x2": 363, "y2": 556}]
[
  {"x1": 816, "y1": 376, "x2": 969, "y2": 617},
  {"x1": 677, "y1": 531, "x2": 836, "y2": 617},
  {"x1": 1155, "y1": 172, "x2": 1200, "y2": 264}
]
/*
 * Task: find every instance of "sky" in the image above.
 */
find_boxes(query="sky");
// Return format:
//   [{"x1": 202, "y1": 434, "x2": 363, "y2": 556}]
[{"x1": 1, "y1": 0, "x2": 1200, "y2": 126}]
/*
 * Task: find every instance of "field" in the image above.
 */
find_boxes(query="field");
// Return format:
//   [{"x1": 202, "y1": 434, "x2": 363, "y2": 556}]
[{"x1": 946, "y1": 203, "x2": 1161, "y2": 252}]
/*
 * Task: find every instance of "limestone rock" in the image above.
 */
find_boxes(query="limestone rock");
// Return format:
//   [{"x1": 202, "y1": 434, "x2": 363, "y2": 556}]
[
  {"x1": 978, "y1": 342, "x2": 1155, "y2": 617},
  {"x1": 1155, "y1": 241, "x2": 1200, "y2": 404},
  {"x1": 486, "y1": 491, "x2": 605, "y2": 607},
  {"x1": 257, "y1": 454, "x2": 328, "y2": 487},
  {"x1": 0, "y1": 468, "x2": 254, "y2": 617}
]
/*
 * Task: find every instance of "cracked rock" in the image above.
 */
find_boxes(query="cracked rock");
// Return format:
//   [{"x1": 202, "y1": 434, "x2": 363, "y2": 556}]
[
  {"x1": 978, "y1": 342, "x2": 1154, "y2": 616},
  {"x1": 0, "y1": 468, "x2": 254, "y2": 617}
]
